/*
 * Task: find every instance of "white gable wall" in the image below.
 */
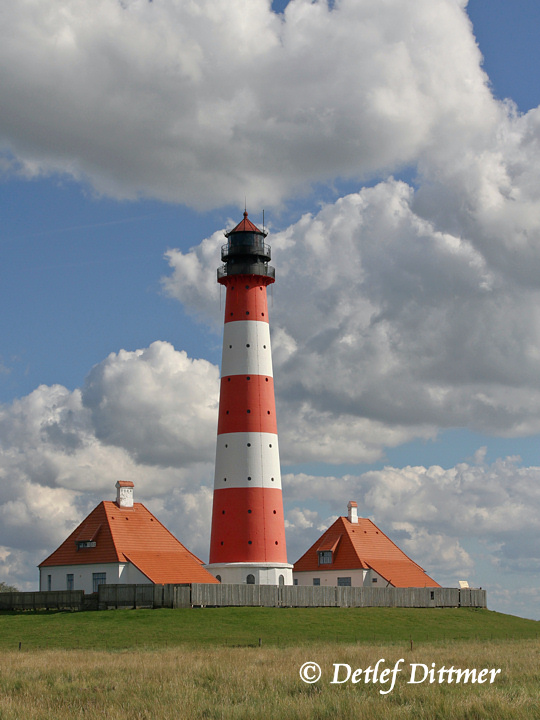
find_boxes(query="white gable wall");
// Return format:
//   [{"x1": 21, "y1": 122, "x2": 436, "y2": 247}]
[
  {"x1": 363, "y1": 568, "x2": 390, "y2": 587},
  {"x1": 293, "y1": 569, "x2": 391, "y2": 587},
  {"x1": 39, "y1": 562, "x2": 150, "y2": 594},
  {"x1": 293, "y1": 569, "x2": 367, "y2": 587}
]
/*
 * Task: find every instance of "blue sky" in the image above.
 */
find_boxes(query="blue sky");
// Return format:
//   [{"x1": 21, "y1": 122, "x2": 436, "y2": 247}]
[{"x1": 1, "y1": 0, "x2": 540, "y2": 620}]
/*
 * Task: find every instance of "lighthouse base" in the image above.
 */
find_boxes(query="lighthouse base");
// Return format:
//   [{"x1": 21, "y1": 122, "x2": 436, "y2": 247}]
[{"x1": 205, "y1": 562, "x2": 293, "y2": 586}]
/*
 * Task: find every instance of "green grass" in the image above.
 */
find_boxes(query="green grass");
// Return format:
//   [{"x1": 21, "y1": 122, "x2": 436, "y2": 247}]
[{"x1": 0, "y1": 607, "x2": 538, "y2": 652}]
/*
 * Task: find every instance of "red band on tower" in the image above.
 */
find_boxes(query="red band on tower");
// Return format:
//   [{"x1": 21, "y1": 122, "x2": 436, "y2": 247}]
[
  {"x1": 209, "y1": 488, "x2": 287, "y2": 563},
  {"x1": 223, "y1": 279, "x2": 273, "y2": 323},
  {"x1": 217, "y1": 376, "x2": 277, "y2": 435}
]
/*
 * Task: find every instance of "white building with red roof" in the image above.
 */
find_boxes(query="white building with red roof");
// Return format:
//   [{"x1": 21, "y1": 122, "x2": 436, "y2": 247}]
[
  {"x1": 39, "y1": 481, "x2": 218, "y2": 593},
  {"x1": 293, "y1": 501, "x2": 440, "y2": 589}
]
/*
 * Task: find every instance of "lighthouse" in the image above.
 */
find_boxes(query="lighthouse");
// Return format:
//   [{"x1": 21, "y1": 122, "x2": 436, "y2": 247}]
[{"x1": 206, "y1": 211, "x2": 293, "y2": 585}]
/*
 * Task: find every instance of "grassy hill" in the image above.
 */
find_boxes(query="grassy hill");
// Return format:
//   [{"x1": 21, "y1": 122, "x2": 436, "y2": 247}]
[
  {"x1": 1, "y1": 606, "x2": 538, "y2": 651},
  {"x1": 2, "y1": 609, "x2": 540, "y2": 719}
]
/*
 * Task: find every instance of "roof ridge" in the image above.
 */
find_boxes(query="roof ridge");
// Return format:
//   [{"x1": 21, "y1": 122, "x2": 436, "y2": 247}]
[
  {"x1": 113, "y1": 501, "x2": 205, "y2": 565},
  {"x1": 39, "y1": 502, "x2": 122, "y2": 567},
  {"x1": 102, "y1": 501, "x2": 125, "y2": 561},
  {"x1": 358, "y1": 517, "x2": 427, "y2": 572}
]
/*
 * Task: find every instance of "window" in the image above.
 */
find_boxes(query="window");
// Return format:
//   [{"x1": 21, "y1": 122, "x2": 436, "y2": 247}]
[
  {"x1": 216, "y1": 575, "x2": 222, "y2": 583},
  {"x1": 246, "y1": 574, "x2": 255, "y2": 585},
  {"x1": 66, "y1": 574, "x2": 74, "y2": 591},
  {"x1": 92, "y1": 572, "x2": 106, "y2": 593},
  {"x1": 372, "y1": 577, "x2": 378, "y2": 583},
  {"x1": 337, "y1": 577, "x2": 351, "y2": 587},
  {"x1": 430, "y1": 591, "x2": 435, "y2": 600},
  {"x1": 76, "y1": 541, "x2": 96, "y2": 550},
  {"x1": 278, "y1": 575, "x2": 285, "y2": 586},
  {"x1": 293, "y1": 579, "x2": 298, "y2": 586},
  {"x1": 318, "y1": 551, "x2": 332, "y2": 565},
  {"x1": 47, "y1": 574, "x2": 52, "y2": 591},
  {"x1": 313, "y1": 578, "x2": 320, "y2": 586}
]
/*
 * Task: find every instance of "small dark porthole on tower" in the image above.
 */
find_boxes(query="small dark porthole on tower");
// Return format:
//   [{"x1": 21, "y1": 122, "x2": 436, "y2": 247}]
[
  {"x1": 222, "y1": 510, "x2": 225, "y2": 514},
  {"x1": 248, "y1": 509, "x2": 252, "y2": 514},
  {"x1": 246, "y1": 376, "x2": 250, "y2": 381},
  {"x1": 247, "y1": 443, "x2": 251, "y2": 447},
  {"x1": 275, "y1": 541, "x2": 278, "y2": 545},
  {"x1": 229, "y1": 344, "x2": 232, "y2": 349},
  {"x1": 263, "y1": 345, "x2": 267, "y2": 349},
  {"x1": 273, "y1": 510, "x2": 277, "y2": 514},
  {"x1": 221, "y1": 541, "x2": 224, "y2": 546},
  {"x1": 223, "y1": 478, "x2": 227, "y2": 482},
  {"x1": 247, "y1": 409, "x2": 251, "y2": 413},
  {"x1": 227, "y1": 377, "x2": 231, "y2": 382},
  {"x1": 265, "y1": 378, "x2": 269, "y2": 382},
  {"x1": 246, "y1": 343, "x2": 250, "y2": 347},
  {"x1": 267, "y1": 411, "x2": 271, "y2": 415},
  {"x1": 248, "y1": 541, "x2": 252, "y2": 545},
  {"x1": 246, "y1": 311, "x2": 250, "y2": 315},
  {"x1": 269, "y1": 444, "x2": 272, "y2": 448},
  {"x1": 216, "y1": 575, "x2": 221, "y2": 583},
  {"x1": 271, "y1": 477, "x2": 275, "y2": 482},
  {"x1": 247, "y1": 476, "x2": 252, "y2": 481}
]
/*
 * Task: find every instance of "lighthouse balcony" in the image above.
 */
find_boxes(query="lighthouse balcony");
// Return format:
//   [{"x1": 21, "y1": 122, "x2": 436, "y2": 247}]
[
  {"x1": 217, "y1": 263, "x2": 275, "y2": 280},
  {"x1": 221, "y1": 240, "x2": 271, "y2": 263}
]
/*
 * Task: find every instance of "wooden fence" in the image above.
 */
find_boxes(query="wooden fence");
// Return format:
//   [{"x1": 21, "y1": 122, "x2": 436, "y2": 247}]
[
  {"x1": 0, "y1": 590, "x2": 85, "y2": 611},
  {"x1": 188, "y1": 584, "x2": 486, "y2": 609},
  {"x1": 97, "y1": 583, "x2": 191, "y2": 610},
  {"x1": 0, "y1": 585, "x2": 486, "y2": 611}
]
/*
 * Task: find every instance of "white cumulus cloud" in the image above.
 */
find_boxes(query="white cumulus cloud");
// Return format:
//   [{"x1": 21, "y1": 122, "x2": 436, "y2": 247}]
[
  {"x1": 0, "y1": 0, "x2": 495, "y2": 207},
  {"x1": 0, "y1": 342, "x2": 219, "y2": 585},
  {"x1": 164, "y1": 174, "x2": 540, "y2": 461}
]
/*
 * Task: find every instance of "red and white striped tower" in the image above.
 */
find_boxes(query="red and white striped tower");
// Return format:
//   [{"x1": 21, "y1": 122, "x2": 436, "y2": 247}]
[{"x1": 206, "y1": 211, "x2": 293, "y2": 585}]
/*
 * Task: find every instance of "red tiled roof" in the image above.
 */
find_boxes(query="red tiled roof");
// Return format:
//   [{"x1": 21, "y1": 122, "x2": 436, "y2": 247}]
[
  {"x1": 294, "y1": 516, "x2": 440, "y2": 588},
  {"x1": 228, "y1": 211, "x2": 263, "y2": 235},
  {"x1": 364, "y1": 560, "x2": 436, "y2": 588},
  {"x1": 39, "y1": 501, "x2": 218, "y2": 585}
]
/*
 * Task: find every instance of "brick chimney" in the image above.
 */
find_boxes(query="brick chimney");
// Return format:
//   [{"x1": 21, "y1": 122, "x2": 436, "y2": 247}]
[
  {"x1": 347, "y1": 500, "x2": 358, "y2": 524},
  {"x1": 116, "y1": 481, "x2": 134, "y2": 508}
]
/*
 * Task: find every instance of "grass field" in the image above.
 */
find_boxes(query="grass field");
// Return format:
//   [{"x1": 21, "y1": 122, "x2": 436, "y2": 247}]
[
  {"x1": 1, "y1": 640, "x2": 539, "y2": 719},
  {"x1": 1, "y1": 609, "x2": 539, "y2": 719},
  {"x1": 0, "y1": 607, "x2": 539, "y2": 652}
]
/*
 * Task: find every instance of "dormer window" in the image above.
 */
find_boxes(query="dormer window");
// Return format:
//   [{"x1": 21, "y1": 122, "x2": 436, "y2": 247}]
[
  {"x1": 75, "y1": 523, "x2": 101, "y2": 550},
  {"x1": 76, "y1": 540, "x2": 96, "y2": 550},
  {"x1": 316, "y1": 535, "x2": 341, "y2": 565}
]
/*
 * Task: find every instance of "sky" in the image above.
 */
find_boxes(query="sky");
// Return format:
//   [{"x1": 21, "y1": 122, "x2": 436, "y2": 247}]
[{"x1": 1, "y1": 0, "x2": 540, "y2": 619}]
